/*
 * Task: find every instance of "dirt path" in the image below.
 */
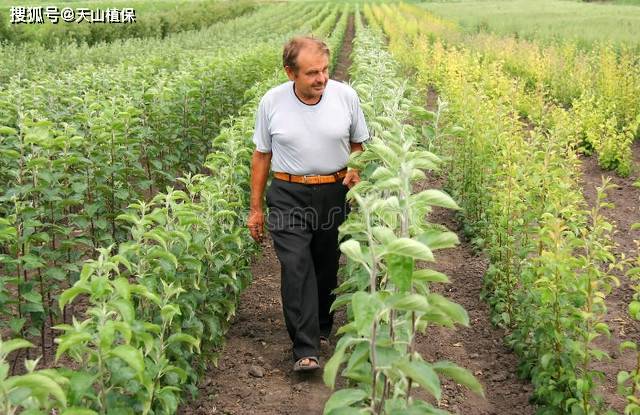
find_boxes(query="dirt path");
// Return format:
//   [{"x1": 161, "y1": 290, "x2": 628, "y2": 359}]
[
  {"x1": 179, "y1": 240, "x2": 347, "y2": 415},
  {"x1": 580, "y1": 141, "x2": 640, "y2": 412},
  {"x1": 179, "y1": 15, "x2": 357, "y2": 415},
  {"x1": 331, "y1": 13, "x2": 354, "y2": 83}
]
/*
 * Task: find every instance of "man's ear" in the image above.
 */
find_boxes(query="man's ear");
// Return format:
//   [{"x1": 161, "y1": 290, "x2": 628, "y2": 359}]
[{"x1": 284, "y1": 66, "x2": 296, "y2": 81}]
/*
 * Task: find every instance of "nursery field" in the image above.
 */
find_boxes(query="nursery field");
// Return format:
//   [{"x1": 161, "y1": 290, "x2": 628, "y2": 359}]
[
  {"x1": 0, "y1": 0, "x2": 639, "y2": 414},
  {"x1": 420, "y1": 0, "x2": 640, "y2": 46}
]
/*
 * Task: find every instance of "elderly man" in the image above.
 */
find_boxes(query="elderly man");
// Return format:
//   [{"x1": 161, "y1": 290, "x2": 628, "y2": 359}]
[{"x1": 248, "y1": 36, "x2": 369, "y2": 372}]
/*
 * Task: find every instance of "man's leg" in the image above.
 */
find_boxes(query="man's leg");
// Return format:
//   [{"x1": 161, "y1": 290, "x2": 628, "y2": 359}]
[
  {"x1": 266, "y1": 180, "x2": 320, "y2": 361},
  {"x1": 311, "y1": 182, "x2": 349, "y2": 339}
]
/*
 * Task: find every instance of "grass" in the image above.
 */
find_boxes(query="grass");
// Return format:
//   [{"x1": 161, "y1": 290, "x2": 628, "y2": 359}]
[{"x1": 418, "y1": 0, "x2": 640, "y2": 46}]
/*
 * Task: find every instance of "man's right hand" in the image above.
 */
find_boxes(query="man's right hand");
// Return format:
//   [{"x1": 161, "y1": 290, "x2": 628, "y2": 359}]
[
  {"x1": 249, "y1": 150, "x2": 272, "y2": 243},
  {"x1": 248, "y1": 208, "x2": 265, "y2": 243}
]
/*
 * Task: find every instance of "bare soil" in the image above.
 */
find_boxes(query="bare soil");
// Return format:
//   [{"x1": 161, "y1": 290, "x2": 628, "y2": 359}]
[
  {"x1": 332, "y1": 14, "x2": 354, "y2": 83},
  {"x1": 580, "y1": 141, "x2": 640, "y2": 412}
]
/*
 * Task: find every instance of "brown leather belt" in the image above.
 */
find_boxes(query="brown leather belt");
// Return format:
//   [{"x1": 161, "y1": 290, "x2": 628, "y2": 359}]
[{"x1": 273, "y1": 169, "x2": 347, "y2": 185}]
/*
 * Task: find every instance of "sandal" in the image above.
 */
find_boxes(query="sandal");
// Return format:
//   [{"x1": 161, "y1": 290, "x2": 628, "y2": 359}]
[{"x1": 293, "y1": 356, "x2": 320, "y2": 372}]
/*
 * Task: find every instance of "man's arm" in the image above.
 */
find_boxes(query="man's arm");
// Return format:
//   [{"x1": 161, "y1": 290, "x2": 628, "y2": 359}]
[
  {"x1": 248, "y1": 150, "x2": 272, "y2": 242},
  {"x1": 342, "y1": 142, "x2": 364, "y2": 188}
]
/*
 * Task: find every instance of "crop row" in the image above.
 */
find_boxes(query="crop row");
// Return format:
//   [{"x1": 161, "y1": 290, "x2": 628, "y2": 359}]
[
  {"x1": 322, "y1": 8, "x2": 482, "y2": 415},
  {"x1": 0, "y1": 2, "x2": 317, "y2": 83},
  {"x1": 0, "y1": 0, "x2": 257, "y2": 47},
  {"x1": 0, "y1": 0, "x2": 329, "y2": 389},
  {"x1": 0, "y1": 5, "x2": 348, "y2": 414},
  {"x1": 372, "y1": 3, "x2": 624, "y2": 413},
  {"x1": 393, "y1": 3, "x2": 639, "y2": 177},
  {"x1": 0, "y1": 1, "x2": 327, "y2": 353}
]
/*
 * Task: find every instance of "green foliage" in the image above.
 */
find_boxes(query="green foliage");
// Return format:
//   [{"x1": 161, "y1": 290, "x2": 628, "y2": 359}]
[
  {"x1": 376, "y1": 3, "x2": 621, "y2": 413},
  {"x1": 618, "y1": 193, "x2": 640, "y2": 413},
  {"x1": 393, "y1": 3, "x2": 640, "y2": 177},
  {"x1": 419, "y1": 0, "x2": 640, "y2": 47},
  {"x1": 0, "y1": 3, "x2": 346, "y2": 412},
  {"x1": 0, "y1": 0, "x2": 326, "y2": 360},
  {"x1": 0, "y1": 1, "x2": 257, "y2": 46},
  {"x1": 322, "y1": 9, "x2": 481, "y2": 414},
  {"x1": 0, "y1": 337, "x2": 68, "y2": 414}
]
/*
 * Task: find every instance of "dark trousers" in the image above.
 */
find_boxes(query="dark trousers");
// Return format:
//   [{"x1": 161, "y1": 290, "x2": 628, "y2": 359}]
[{"x1": 266, "y1": 178, "x2": 349, "y2": 361}]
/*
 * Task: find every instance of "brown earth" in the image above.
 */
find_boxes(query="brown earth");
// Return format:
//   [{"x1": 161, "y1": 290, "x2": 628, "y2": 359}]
[
  {"x1": 332, "y1": 13, "x2": 354, "y2": 83},
  {"x1": 580, "y1": 141, "x2": 640, "y2": 412}
]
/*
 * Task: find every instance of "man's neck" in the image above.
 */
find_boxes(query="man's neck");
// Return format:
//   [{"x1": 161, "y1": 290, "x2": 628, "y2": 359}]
[{"x1": 293, "y1": 83, "x2": 322, "y2": 105}]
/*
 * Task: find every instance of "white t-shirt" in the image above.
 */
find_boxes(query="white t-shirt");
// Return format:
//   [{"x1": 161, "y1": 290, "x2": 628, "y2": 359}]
[{"x1": 252, "y1": 79, "x2": 369, "y2": 175}]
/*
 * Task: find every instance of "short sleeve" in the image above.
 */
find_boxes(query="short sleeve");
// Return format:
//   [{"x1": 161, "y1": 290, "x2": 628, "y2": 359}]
[
  {"x1": 349, "y1": 92, "x2": 370, "y2": 143},
  {"x1": 252, "y1": 96, "x2": 272, "y2": 153}
]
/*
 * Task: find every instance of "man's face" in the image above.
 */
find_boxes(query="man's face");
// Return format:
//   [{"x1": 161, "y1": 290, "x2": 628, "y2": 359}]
[{"x1": 286, "y1": 46, "x2": 329, "y2": 102}]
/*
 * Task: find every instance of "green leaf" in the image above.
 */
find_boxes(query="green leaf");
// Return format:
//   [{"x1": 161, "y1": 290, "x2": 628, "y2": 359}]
[
  {"x1": 55, "y1": 332, "x2": 92, "y2": 361},
  {"x1": 99, "y1": 321, "x2": 116, "y2": 351},
  {"x1": 0, "y1": 338, "x2": 33, "y2": 355},
  {"x1": 594, "y1": 322, "x2": 610, "y2": 337},
  {"x1": 79, "y1": 263, "x2": 93, "y2": 281},
  {"x1": 323, "y1": 388, "x2": 368, "y2": 415},
  {"x1": 387, "y1": 254, "x2": 414, "y2": 293},
  {"x1": 65, "y1": 370, "x2": 97, "y2": 404},
  {"x1": 61, "y1": 408, "x2": 99, "y2": 415},
  {"x1": 352, "y1": 292, "x2": 382, "y2": 337},
  {"x1": 340, "y1": 240, "x2": 368, "y2": 265},
  {"x1": 385, "y1": 238, "x2": 434, "y2": 261},
  {"x1": 22, "y1": 290, "x2": 42, "y2": 304},
  {"x1": 372, "y1": 226, "x2": 396, "y2": 245},
  {"x1": 413, "y1": 189, "x2": 460, "y2": 210},
  {"x1": 375, "y1": 345, "x2": 402, "y2": 369},
  {"x1": 110, "y1": 298, "x2": 134, "y2": 323},
  {"x1": 412, "y1": 269, "x2": 449, "y2": 283},
  {"x1": 394, "y1": 358, "x2": 441, "y2": 401},
  {"x1": 620, "y1": 341, "x2": 637, "y2": 352},
  {"x1": 44, "y1": 267, "x2": 66, "y2": 281},
  {"x1": 427, "y1": 293, "x2": 469, "y2": 326},
  {"x1": 0, "y1": 126, "x2": 17, "y2": 136},
  {"x1": 110, "y1": 345, "x2": 144, "y2": 375},
  {"x1": 417, "y1": 229, "x2": 459, "y2": 251},
  {"x1": 629, "y1": 301, "x2": 640, "y2": 320},
  {"x1": 59, "y1": 284, "x2": 90, "y2": 310},
  {"x1": 112, "y1": 278, "x2": 131, "y2": 301},
  {"x1": 540, "y1": 353, "x2": 554, "y2": 369},
  {"x1": 5, "y1": 373, "x2": 67, "y2": 406},
  {"x1": 330, "y1": 293, "x2": 353, "y2": 313},
  {"x1": 161, "y1": 304, "x2": 181, "y2": 322},
  {"x1": 167, "y1": 333, "x2": 200, "y2": 352},
  {"x1": 432, "y1": 360, "x2": 484, "y2": 397},
  {"x1": 148, "y1": 249, "x2": 179, "y2": 270},
  {"x1": 387, "y1": 293, "x2": 430, "y2": 313},
  {"x1": 8, "y1": 318, "x2": 26, "y2": 335},
  {"x1": 323, "y1": 336, "x2": 355, "y2": 389}
]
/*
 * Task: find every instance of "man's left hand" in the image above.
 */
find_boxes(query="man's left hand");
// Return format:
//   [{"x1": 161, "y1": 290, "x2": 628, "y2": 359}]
[{"x1": 342, "y1": 169, "x2": 360, "y2": 189}]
